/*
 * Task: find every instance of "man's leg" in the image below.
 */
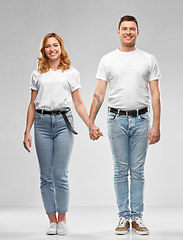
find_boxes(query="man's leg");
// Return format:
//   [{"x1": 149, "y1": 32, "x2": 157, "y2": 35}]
[
  {"x1": 108, "y1": 113, "x2": 130, "y2": 219},
  {"x1": 129, "y1": 112, "x2": 150, "y2": 235},
  {"x1": 129, "y1": 113, "x2": 150, "y2": 219}
]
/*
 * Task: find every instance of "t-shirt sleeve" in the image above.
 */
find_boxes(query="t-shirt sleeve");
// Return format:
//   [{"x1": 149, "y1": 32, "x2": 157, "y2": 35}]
[
  {"x1": 95, "y1": 57, "x2": 108, "y2": 81},
  {"x1": 30, "y1": 71, "x2": 39, "y2": 91},
  {"x1": 69, "y1": 68, "x2": 81, "y2": 92},
  {"x1": 149, "y1": 56, "x2": 161, "y2": 81}
]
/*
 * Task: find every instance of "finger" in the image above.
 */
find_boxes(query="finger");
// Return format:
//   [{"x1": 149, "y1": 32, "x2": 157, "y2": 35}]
[
  {"x1": 23, "y1": 141, "x2": 30, "y2": 153},
  {"x1": 149, "y1": 136, "x2": 157, "y2": 145},
  {"x1": 29, "y1": 139, "x2": 32, "y2": 148}
]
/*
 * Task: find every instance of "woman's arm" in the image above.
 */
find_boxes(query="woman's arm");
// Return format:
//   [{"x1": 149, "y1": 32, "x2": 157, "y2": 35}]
[
  {"x1": 71, "y1": 89, "x2": 89, "y2": 126},
  {"x1": 71, "y1": 89, "x2": 102, "y2": 139},
  {"x1": 23, "y1": 90, "x2": 38, "y2": 152}
]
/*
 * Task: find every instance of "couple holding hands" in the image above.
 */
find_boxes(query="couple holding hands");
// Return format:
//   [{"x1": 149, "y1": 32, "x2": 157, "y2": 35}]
[{"x1": 24, "y1": 15, "x2": 161, "y2": 236}]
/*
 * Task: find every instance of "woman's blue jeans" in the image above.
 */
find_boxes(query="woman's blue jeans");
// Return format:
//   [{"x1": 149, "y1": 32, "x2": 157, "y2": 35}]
[
  {"x1": 34, "y1": 111, "x2": 74, "y2": 215},
  {"x1": 107, "y1": 111, "x2": 150, "y2": 219}
]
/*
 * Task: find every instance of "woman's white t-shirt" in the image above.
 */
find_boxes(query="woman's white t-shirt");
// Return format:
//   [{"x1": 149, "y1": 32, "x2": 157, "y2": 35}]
[
  {"x1": 30, "y1": 67, "x2": 81, "y2": 110},
  {"x1": 96, "y1": 48, "x2": 161, "y2": 110}
]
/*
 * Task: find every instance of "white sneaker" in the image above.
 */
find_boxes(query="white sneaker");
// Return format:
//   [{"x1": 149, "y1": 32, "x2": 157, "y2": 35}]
[
  {"x1": 46, "y1": 222, "x2": 57, "y2": 235},
  {"x1": 57, "y1": 221, "x2": 68, "y2": 235}
]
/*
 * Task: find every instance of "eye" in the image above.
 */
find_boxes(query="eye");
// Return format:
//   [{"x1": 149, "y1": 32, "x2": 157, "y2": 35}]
[
  {"x1": 54, "y1": 44, "x2": 58, "y2": 47},
  {"x1": 45, "y1": 45, "x2": 50, "y2": 48}
]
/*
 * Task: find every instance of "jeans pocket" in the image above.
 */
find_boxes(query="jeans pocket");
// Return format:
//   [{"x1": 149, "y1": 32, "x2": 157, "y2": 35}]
[
  {"x1": 107, "y1": 112, "x2": 118, "y2": 122},
  {"x1": 138, "y1": 112, "x2": 150, "y2": 122}
]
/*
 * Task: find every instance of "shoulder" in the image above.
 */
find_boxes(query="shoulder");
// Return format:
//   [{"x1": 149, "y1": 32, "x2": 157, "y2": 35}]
[
  {"x1": 64, "y1": 67, "x2": 80, "y2": 77},
  {"x1": 31, "y1": 69, "x2": 42, "y2": 77},
  {"x1": 101, "y1": 49, "x2": 118, "y2": 61},
  {"x1": 99, "y1": 49, "x2": 118, "y2": 68},
  {"x1": 137, "y1": 49, "x2": 156, "y2": 60},
  {"x1": 136, "y1": 49, "x2": 158, "y2": 67}
]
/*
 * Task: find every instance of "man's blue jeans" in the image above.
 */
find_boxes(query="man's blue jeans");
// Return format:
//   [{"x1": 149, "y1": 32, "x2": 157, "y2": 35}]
[
  {"x1": 34, "y1": 111, "x2": 74, "y2": 215},
  {"x1": 107, "y1": 111, "x2": 150, "y2": 219}
]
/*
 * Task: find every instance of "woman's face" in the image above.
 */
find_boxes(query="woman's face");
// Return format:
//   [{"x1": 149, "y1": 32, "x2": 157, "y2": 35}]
[{"x1": 44, "y1": 37, "x2": 61, "y2": 62}]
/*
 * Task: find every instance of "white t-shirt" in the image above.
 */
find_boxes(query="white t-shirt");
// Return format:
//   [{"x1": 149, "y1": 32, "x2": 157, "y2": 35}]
[
  {"x1": 30, "y1": 67, "x2": 81, "y2": 110},
  {"x1": 96, "y1": 48, "x2": 161, "y2": 110}
]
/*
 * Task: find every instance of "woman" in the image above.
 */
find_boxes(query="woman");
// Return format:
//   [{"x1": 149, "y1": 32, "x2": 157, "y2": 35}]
[{"x1": 23, "y1": 33, "x2": 101, "y2": 235}]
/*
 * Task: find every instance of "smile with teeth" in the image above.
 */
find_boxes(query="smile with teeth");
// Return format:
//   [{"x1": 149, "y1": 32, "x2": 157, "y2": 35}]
[
  {"x1": 49, "y1": 52, "x2": 57, "y2": 56},
  {"x1": 125, "y1": 36, "x2": 132, "y2": 40}
]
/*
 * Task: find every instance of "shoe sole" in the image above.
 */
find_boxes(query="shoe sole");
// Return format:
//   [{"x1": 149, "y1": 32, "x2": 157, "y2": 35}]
[
  {"x1": 132, "y1": 228, "x2": 149, "y2": 235},
  {"x1": 46, "y1": 232, "x2": 57, "y2": 235},
  {"x1": 57, "y1": 231, "x2": 68, "y2": 236},
  {"x1": 115, "y1": 229, "x2": 129, "y2": 235}
]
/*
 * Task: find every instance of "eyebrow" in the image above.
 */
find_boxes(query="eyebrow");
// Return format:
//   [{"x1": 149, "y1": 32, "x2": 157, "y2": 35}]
[{"x1": 45, "y1": 43, "x2": 59, "y2": 46}]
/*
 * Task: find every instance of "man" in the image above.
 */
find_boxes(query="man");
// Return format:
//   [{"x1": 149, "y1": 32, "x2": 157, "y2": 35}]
[{"x1": 88, "y1": 15, "x2": 161, "y2": 235}]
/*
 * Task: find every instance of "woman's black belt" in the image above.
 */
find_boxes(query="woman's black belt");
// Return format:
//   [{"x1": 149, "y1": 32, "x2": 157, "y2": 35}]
[
  {"x1": 36, "y1": 109, "x2": 78, "y2": 135},
  {"x1": 109, "y1": 107, "x2": 148, "y2": 117}
]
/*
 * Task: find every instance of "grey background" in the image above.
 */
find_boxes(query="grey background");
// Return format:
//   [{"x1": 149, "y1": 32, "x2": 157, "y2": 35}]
[{"x1": 0, "y1": 0, "x2": 182, "y2": 207}]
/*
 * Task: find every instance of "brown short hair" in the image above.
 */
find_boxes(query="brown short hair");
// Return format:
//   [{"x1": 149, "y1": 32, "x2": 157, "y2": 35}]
[
  {"x1": 118, "y1": 15, "x2": 139, "y2": 30},
  {"x1": 37, "y1": 33, "x2": 71, "y2": 74}
]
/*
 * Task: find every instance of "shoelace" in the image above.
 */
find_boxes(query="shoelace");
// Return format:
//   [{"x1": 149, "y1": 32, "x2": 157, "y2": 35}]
[
  {"x1": 119, "y1": 217, "x2": 128, "y2": 228},
  {"x1": 133, "y1": 218, "x2": 146, "y2": 228},
  {"x1": 50, "y1": 222, "x2": 57, "y2": 228}
]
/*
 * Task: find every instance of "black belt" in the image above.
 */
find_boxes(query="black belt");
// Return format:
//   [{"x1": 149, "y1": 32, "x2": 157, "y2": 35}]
[
  {"x1": 36, "y1": 109, "x2": 78, "y2": 135},
  {"x1": 109, "y1": 107, "x2": 148, "y2": 117}
]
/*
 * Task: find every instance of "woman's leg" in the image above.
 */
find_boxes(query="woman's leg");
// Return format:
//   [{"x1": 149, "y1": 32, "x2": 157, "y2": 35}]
[
  {"x1": 34, "y1": 113, "x2": 57, "y2": 216},
  {"x1": 53, "y1": 113, "x2": 74, "y2": 218}
]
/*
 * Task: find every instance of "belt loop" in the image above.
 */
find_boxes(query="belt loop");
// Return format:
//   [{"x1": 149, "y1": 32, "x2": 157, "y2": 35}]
[
  {"x1": 118, "y1": 109, "x2": 120, "y2": 116},
  {"x1": 126, "y1": 111, "x2": 128, "y2": 117},
  {"x1": 41, "y1": 109, "x2": 43, "y2": 116},
  {"x1": 136, "y1": 109, "x2": 139, "y2": 117}
]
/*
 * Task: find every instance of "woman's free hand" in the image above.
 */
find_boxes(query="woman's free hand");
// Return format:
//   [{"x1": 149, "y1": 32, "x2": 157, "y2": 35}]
[{"x1": 23, "y1": 132, "x2": 32, "y2": 153}]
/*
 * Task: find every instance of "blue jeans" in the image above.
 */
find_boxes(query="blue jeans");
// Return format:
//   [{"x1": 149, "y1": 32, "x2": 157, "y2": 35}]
[
  {"x1": 34, "y1": 110, "x2": 74, "y2": 215},
  {"x1": 107, "y1": 111, "x2": 150, "y2": 219}
]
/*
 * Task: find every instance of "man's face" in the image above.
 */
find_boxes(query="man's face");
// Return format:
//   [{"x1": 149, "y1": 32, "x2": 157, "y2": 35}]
[{"x1": 117, "y1": 21, "x2": 139, "y2": 48}]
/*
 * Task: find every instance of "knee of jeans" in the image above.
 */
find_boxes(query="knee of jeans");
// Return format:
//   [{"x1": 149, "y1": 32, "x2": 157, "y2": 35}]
[
  {"x1": 130, "y1": 169, "x2": 144, "y2": 180},
  {"x1": 40, "y1": 176, "x2": 54, "y2": 190},
  {"x1": 53, "y1": 170, "x2": 69, "y2": 187},
  {"x1": 114, "y1": 167, "x2": 129, "y2": 182}
]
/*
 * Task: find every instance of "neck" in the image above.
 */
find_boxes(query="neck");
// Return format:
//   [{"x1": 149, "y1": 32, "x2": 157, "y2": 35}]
[
  {"x1": 48, "y1": 59, "x2": 60, "y2": 71},
  {"x1": 119, "y1": 44, "x2": 136, "y2": 52}
]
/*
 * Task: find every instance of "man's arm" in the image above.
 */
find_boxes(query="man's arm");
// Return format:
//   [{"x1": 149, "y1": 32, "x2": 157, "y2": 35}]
[
  {"x1": 88, "y1": 79, "x2": 108, "y2": 140},
  {"x1": 149, "y1": 80, "x2": 161, "y2": 144}
]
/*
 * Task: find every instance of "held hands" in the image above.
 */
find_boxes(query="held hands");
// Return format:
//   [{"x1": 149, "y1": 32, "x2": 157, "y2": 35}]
[
  {"x1": 88, "y1": 122, "x2": 103, "y2": 141},
  {"x1": 23, "y1": 132, "x2": 32, "y2": 153}
]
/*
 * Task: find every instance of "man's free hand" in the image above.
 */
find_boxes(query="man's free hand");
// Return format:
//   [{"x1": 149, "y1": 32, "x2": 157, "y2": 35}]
[{"x1": 149, "y1": 125, "x2": 160, "y2": 145}]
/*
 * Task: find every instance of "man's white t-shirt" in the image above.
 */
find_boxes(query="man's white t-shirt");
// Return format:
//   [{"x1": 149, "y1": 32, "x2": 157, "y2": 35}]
[
  {"x1": 96, "y1": 48, "x2": 161, "y2": 110},
  {"x1": 30, "y1": 67, "x2": 80, "y2": 111}
]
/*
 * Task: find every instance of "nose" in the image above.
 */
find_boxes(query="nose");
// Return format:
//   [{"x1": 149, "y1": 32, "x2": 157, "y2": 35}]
[
  {"x1": 50, "y1": 45, "x2": 54, "y2": 51},
  {"x1": 126, "y1": 29, "x2": 131, "y2": 34}
]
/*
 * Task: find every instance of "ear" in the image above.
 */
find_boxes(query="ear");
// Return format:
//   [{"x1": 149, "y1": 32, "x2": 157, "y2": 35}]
[
  {"x1": 117, "y1": 29, "x2": 120, "y2": 36},
  {"x1": 137, "y1": 30, "x2": 140, "y2": 36}
]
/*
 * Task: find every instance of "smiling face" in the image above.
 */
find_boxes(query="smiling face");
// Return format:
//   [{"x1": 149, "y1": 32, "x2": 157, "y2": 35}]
[
  {"x1": 117, "y1": 21, "x2": 139, "y2": 51},
  {"x1": 44, "y1": 37, "x2": 61, "y2": 63}
]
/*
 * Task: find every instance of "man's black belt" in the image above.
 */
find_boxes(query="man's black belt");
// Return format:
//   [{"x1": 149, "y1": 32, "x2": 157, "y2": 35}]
[
  {"x1": 109, "y1": 107, "x2": 148, "y2": 117},
  {"x1": 36, "y1": 109, "x2": 78, "y2": 135}
]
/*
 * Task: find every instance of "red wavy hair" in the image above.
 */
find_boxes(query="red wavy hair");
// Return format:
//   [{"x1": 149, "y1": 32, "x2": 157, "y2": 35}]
[{"x1": 37, "y1": 33, "x2": 71, "y2": 73}]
